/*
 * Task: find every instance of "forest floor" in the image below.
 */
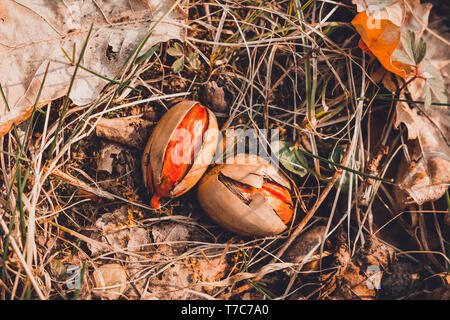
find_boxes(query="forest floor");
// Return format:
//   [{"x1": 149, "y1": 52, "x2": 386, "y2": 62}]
[{"x1": 0, "y1": 0, "x2": 449, "y2": 300}]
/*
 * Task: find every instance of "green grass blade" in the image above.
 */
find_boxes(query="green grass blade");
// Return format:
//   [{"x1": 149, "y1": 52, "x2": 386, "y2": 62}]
[
  {"x1": 73, "y1": 261, "x2": 87, "y2": 300},
  {"x1": 295, "y1": 147, "x2": 393, "y2": 184},
  {"x1": 49, "y1": 23, "x2": 94, "y2": 158}
]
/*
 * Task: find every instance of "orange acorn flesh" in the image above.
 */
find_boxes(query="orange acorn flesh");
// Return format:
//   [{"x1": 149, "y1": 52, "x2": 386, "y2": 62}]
[
  {"x1": 261, "y1": 182, "x2": 294, "y2": 224},
  {"x1": 148, "y1": 105, "x2": 208, "y2": 208},
  {"x1": 221, "y1": 176, "x2": 294, "y2": 225}
]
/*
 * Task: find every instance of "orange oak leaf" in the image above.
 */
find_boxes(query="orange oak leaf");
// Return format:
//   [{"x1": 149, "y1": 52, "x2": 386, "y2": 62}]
[
  {"x1": 358, "y1": 39, "x2": 375, "y2": 57},
  {"x1": 351, "y1": 1, "x2": 434, "y2": 82},
  {"x1": 352, "y1": 10, "x2": 407, "y2": 79}
]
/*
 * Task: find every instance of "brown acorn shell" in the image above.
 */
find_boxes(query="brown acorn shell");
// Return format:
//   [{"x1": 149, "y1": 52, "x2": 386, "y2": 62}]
[
  {"x1": 141, "y1": 100, "x2": 219, "y2": 198},
  {"x1": 197, "y1": 154, "x2": 291, "y2": 237}
]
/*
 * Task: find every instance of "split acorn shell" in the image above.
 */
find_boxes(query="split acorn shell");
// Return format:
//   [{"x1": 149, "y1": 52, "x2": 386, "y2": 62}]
[
  {"x1": 197, "y1": 154, "x2": 294, "y2": 237},
  {"x1": 142, "y1": 100, "x2": 219, "y2": 208}
]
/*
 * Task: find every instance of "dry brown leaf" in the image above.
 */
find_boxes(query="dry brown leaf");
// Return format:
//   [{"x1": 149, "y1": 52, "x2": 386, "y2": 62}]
[
  {"x1": 144, "y1": 222, "x2": 193, "y2": 299},
  {"x1": 0, "y1": 0, "x2": 186, "y2": 137},
  {"x1": 93, "y1": 263, "x2": 128, "y2": 300},
  {"x1": 89, "y1": 206, "x2": 150, "y2": 256},
  {"x1": 96, "y1": 117, "x2": 154, "y2": 150},
  {"x1": 151, "y1": 222, "x2": 191, "y2": 255},
  {"x1": 327, "y1": 234, "x2": 395, "y2": 300},
  {"x1": 194, "y1": 255, "x2": 228, "y2": 290},
  {"x1": 145, "y1": 254, "x2": 228, "y2": 300},
  {"x1": 394, "y1": 102, "x2": 450, "y2": 205},
  {"x1": 96, "y1": 142, "x2": 124, "y2": 174},
  {"x1": 145, "y1": 223, "x2": 228, "y2": 299},
  {"x1": 201, "y1": 81, "x2": 228, "y2": 112}
]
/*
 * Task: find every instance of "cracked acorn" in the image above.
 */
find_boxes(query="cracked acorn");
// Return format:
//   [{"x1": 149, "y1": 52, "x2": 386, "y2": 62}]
[
  {"x1": 142, "y1": 100, "x2": 219, "y2": 209},
  {"x1": 197, "y1": 154, "x2": 295, "y2": 237}
]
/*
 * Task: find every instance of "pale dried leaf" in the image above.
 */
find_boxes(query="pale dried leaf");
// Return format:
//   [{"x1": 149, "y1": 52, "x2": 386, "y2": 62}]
[
  {"x1": 93, "y1": 264, "x2": 127, "y2": 300},
  {"x1": 195, "y1": 255, "x2": 228, "y2": 287},
  {"x1": 352, "y1": 0, "x2": 398, "y2": 14},
  {"x1": 145, "y1": 260, "x2": 193, "y2": 299},
  {"x1": 151, "y1": 222, "x2": 191, "y2": 255},
  {"x1": 0, "y1": 0, "x2": 186, "y2": 137},
  {"x1": 352, "y1": 0, "x2": 432, "y2": 33},
  {"x1": 394, "y1": 102, "x2": 450, "y2": 205}
]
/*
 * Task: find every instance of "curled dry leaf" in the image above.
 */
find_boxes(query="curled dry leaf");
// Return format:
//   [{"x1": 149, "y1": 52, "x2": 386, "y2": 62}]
[
  {"x1": 151, "y1": 222, "x2": 191, "y2": 255},
  {"x1": 394, "y1": 102, "x2": 450, "y2": 205},
  {"x1": 146, "y1": 222, "x2": 192, "y2": 299},
  {"x1": 352, "y1": 0, "x2": 398, "y2": 14},
  {"x1": 89, "y1": 206, "x2": 151, "y2": 296},
  {"x1": 93, "y1": 264, "x2": 127, "y2": 300},
  {"x1": 0, "y1": 0, "x2": 186, "y2": 137}
]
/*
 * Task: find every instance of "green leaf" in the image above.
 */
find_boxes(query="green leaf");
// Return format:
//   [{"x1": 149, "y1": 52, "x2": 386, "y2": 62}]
[
  {"x1": 399, "y1": 30, "x2": 427, "y2": 66},
  {"x1": 422, "y1": 59, "x2": 447, "y2": 105},
  {"x1": 271, "y1": 140, "x2": 307, "y2": 177},
  {"x1": 392, "y1": 49, "x2": 414, "y2": 66},
  {"x1": 400, "y1": 30, "x2": 417, "y2": 65},
  {"x1": 329, "y1": 145, "x2": 360, "y2": 192},
  {"x1": 74, "y1": 261, "x2": 87, "y2": 300},
  {"x1": 167, "y1": 43, "x2": 184, "y2": 57},
  {"x1": 172, "y1": 57, "x2": 185, "y2": 73},
  {"x1": 187, "y1": 52, "x2": 200, "y2": 69},
  {"x1": 413, "y1": 37, "x2": 427, "y2": 65},
  {"x1": 135, "y1": 45, "x2": 159, "y2": 65}
]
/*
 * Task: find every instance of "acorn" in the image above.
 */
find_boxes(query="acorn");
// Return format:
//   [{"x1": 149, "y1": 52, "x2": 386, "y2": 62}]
[
  {"x1": 142, "y1": 100, "x2": 219, "y2": 209},
  {"x1": 197, "y1": 154, "x2": 294, "y2": 237}
]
